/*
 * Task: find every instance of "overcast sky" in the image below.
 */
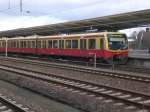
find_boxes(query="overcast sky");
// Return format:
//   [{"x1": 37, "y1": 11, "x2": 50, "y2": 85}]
[{"x1": 0, "y1": 0, "x2": 150, "y2": 32}]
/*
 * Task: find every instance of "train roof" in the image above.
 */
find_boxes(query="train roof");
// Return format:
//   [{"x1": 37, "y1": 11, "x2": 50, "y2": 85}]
[{"x1": 0, "y1": 32, "x2": 125, "y2": 40}]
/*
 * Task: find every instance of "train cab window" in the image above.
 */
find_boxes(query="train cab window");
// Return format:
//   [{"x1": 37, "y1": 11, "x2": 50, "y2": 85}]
[
  {"x1": 72, "y1": 40, "x2": 78, "y2": 49},
  {"x1": 100, "y1": 38, "x2": 104, "y2": 49},
  {"x1": 37, "y1": 41, "x2": 42, "y2": 48},
  {"x1": 66, "y1": 40, "x2": 71, "y2": 49},
  {"x1": 53, "y1": 40, "x2": 58, "y2": 48},
  {"x1": 31, "y1": 41, "x2": 36, "y2": 48},
  {"x1": 48, "y1": 40, "x2": 52, "y2": 48},
  {"x1": 88, "y1": 39, "x2": 96, "y2": 49},
  {"x1": 80, "y1": 39, "x2": 86, "y2": 50},
  {"x1": 43, "y1": 40, "x2": 47, "y2": 48}
]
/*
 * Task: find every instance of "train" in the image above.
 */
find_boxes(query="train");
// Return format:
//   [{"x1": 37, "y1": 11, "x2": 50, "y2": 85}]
[{"x1": 0, "y1": 32, "x2": 128, "y2": 64}]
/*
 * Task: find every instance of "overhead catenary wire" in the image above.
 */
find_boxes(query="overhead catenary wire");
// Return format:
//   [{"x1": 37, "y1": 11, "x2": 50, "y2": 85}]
[
  {"x1": 0, "y1": 0, "x2": 29, "y2": 14},
  {"x1": 0, "y1": 0, "x2": 106, "y2": 16}
]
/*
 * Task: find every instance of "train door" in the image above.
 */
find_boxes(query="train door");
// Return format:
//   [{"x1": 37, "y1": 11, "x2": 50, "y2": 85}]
[
  {"x1": 100, "y1": 38, "x2": 104, "y2": 57},
  {"x1": 80, "y1": 39, "x2": 87, "y2": 57},
  {"x1": 59, "y1": 39, "x2": 64, "y2": 55}
]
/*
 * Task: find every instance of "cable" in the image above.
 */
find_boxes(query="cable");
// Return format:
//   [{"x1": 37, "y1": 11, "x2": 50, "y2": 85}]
[
  {"x1": 0, "y1": 0, "x2": 29, "y2": 14},
  {"x1": 21, "y1": 0, "x2": 108, "y2": 16}
]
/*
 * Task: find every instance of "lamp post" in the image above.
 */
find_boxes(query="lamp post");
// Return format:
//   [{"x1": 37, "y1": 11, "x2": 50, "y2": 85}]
[
  {"x1": 89, "y1": 52, "x2": 96, "y2": 68},
  {"x1": 5, "y1": 37, "x2": 8, "y2": 58}
]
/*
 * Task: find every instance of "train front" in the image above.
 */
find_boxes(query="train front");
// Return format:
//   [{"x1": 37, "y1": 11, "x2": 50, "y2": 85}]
[{"x1": 105, "y1": 33, "x2": 128, "y2": 64}]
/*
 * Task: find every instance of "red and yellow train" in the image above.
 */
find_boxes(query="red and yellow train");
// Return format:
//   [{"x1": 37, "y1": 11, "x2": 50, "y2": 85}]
[{"x1": 0, "y1": 32, "x2": 128, "y2": 63}]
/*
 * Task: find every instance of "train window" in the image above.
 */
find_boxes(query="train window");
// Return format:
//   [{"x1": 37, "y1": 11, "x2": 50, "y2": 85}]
[
  {"x1": 88, "y1": 39, "x2": 96, "y2": 49},
  {"x1": 23, "y1": 41, "x2": 26, "y2": 48},
  {"x1": 53, "y1": 40, "x2": 58, "y2": 48},
  {"x1": 20, "y1": 41, "x2": 23, "y2": 48},
  {"x1": 10, "y1": 41, "x2": 12, "y2": 48},
  {"x1": 59, "y1": 40, "x2": 61, "y2": 48},
  {"x1": 11, "y1": 41, "x2": 13, "y2": 48},
  {"x1": 1, "y1": 42, "x2": 2, "y2": 47},
  {"x1": 66, "y1": 40, "x2": 71, "y2": 49},
  {"x1": 11, "y1": 41, "x2": 15, "y2": 48},
  {"x1": 62, "y1": 40, "x2": 64, "y2": 49},
  {"x1": 9, "y1": 41, "x2": 11, "y2": 48},
  {"x1": 27, "y1": 41, "x2": 31, "y2": 48},
  {"x1": 100, "y1": 38, "x2": 104, "y2": 49},
  {"x1": 25, "y1": 41, "x2": 27, "y2": 48},
  {"x1": 37, "y1": 41, "x2": 41, "y2": 48},
  {"x1": 48, "y1": 40, "x2": 53, "y2": 48},
  {"x1": 14, "y1": 41, "x2": 17, "y2": 48},
  {"x1": 3, "y1": 41, "x2": 6, "y2": 47},
  {"x1": 12, "y1": 41, "x2": 14, "y2": 48},
  {"x1": 8, "y1": 41, "x2": 10, "y2": 48},
  {"x1": 43, "y1": 40, "x2": 47, "y2": 48},
  {"x1": 12, "y1": 41, "x2": 15, "y2": 48},
  {"x1": 80, "y1": 39, "x2": 86, "y2": 50},
  {"x1": 31, "y1": 41, "x2": 36, "y2": 48},
  {"x1": 72, "y1": 40, "x2": 78, "y2": 49},
  {"x1": 1, "y1": 41, "x2": 3, "y2": 47},
  {"x1": 17, "y1": 41, "x2": 20, "y2": 48},
  {"x1": 0, "y1": 42, "x2": 2, "y2": 47},
  {"x1": 59, "y1": 40, "x2": 64, "y2": 49}
]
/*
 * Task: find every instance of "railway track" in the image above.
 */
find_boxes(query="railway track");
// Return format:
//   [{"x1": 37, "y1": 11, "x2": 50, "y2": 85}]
[
  {"x1": 52, "y1": 59, "x2": 150, "y2": 74},
  {"x1": 1, "y1": 55, "x2": 150, "y2": 74},
  {"x1": 0, "y1": 93, "x2": 31, "y2": 112},
  {"x1": 0, "y1": 64, "x2": 150, "y2": 111},
  {"x1": 1, "y1": 57, "x2": 150, "y2": 83}
]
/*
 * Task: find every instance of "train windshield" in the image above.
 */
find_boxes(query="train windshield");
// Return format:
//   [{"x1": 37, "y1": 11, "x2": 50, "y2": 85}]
[{"x1": 107, "y1": 34, "x2": 128, "y2": 50}]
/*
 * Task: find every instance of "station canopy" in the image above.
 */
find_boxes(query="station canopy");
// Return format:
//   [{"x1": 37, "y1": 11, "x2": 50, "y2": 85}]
[{"x1": 0, "y1": 9, "x2": 150, "y2": 37}]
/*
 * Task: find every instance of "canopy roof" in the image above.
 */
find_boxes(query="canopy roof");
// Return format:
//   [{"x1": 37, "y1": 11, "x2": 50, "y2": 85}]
[{"x1": 0, "y1": 9, "x2": 150, "y2": 37}]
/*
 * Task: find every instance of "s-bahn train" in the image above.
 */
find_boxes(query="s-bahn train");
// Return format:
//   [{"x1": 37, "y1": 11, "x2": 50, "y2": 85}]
[{"x1": 0, "y1": 32, "x2": 128, "y2": 64}]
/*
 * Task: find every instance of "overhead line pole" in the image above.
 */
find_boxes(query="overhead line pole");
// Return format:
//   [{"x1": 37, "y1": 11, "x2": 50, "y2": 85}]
[
  {"x1": 8, "y1": 0, "x2": 10, "y2": 9},
  {"x1": 20, "y1": 0, "x2": 22, "y2": 12}
]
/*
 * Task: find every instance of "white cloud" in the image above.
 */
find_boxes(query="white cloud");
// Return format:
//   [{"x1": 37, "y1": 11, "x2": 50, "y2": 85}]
[{"x1": 0, "y1": 15, "x2": 67, "y2": 31}]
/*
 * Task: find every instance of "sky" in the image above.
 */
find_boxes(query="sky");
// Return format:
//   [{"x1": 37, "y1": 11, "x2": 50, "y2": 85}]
[{"x1": 0, "y1": 0, "x2": 150, "y2": 33}]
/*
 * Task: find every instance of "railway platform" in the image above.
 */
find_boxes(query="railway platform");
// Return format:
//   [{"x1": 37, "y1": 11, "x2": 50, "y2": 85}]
[{"x1": 128, "y1": 50, "x2": 150, "y2": 68}]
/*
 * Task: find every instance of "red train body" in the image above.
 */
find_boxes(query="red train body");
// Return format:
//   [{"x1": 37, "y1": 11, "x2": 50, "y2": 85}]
[{"x1": 0, "y1": 32, "x2": 128, "y2": 63}]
